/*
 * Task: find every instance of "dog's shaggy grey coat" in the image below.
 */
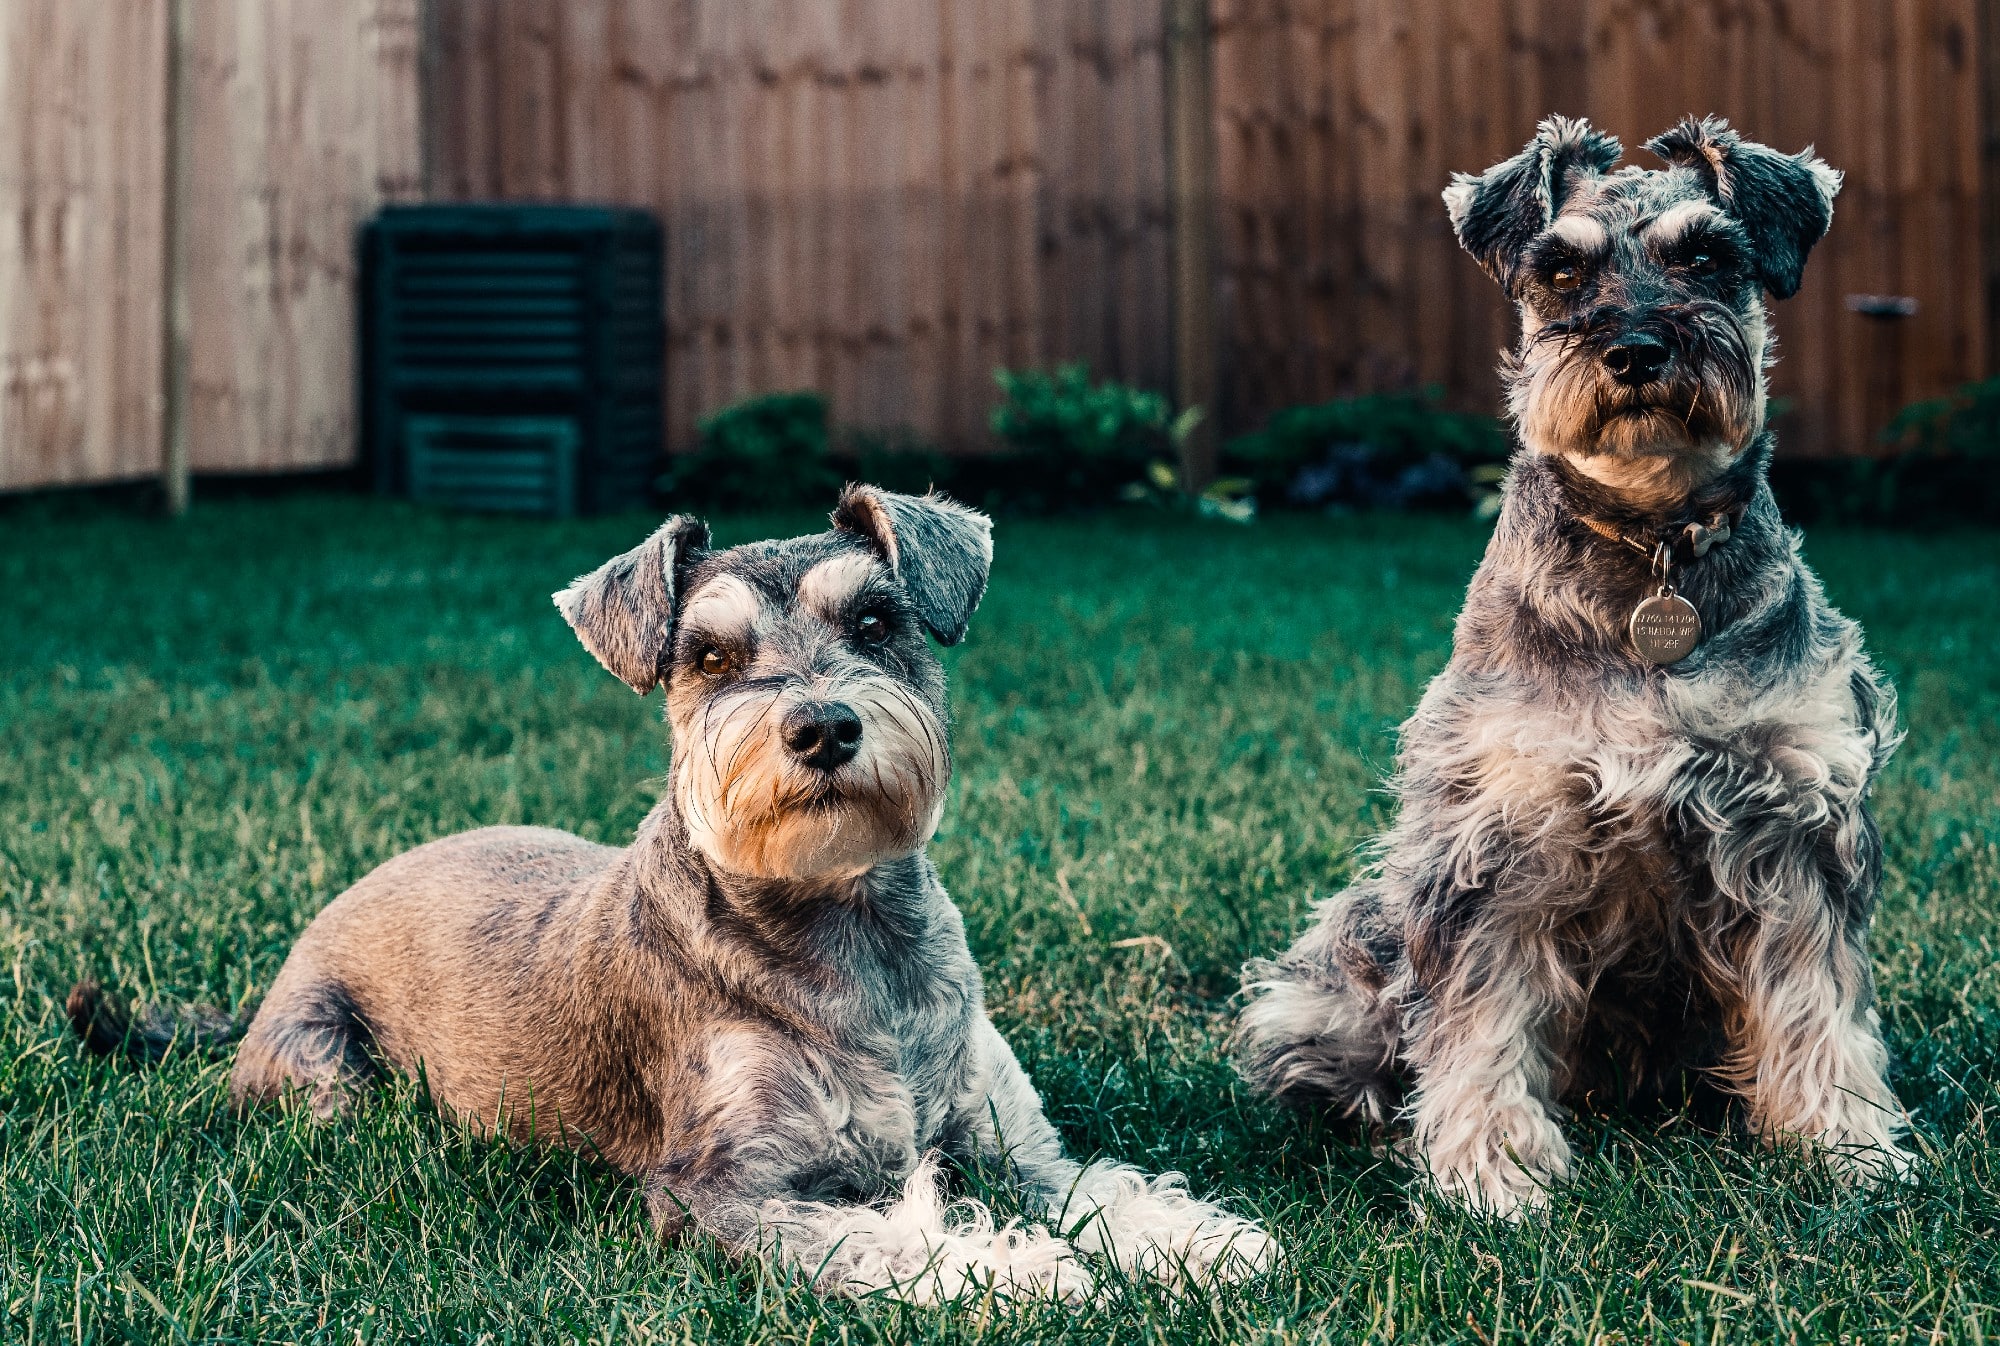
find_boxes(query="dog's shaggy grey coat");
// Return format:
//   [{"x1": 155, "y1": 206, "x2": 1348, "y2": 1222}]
[
  {"x1": 1235, "y1": 116, "x2": 1911, "y2": 1216},
  {"x1": 83, "y1": 487, "x2": 1270, "y2": 1302}
]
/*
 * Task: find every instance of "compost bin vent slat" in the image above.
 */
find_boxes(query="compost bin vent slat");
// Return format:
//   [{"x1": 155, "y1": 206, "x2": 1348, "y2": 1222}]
[
  {"x1": 404, "y1": 415, "x2": 581, "y2": 518},
  {"x1": 363, "y1": 204, "x2": 665, "y2": 516}
]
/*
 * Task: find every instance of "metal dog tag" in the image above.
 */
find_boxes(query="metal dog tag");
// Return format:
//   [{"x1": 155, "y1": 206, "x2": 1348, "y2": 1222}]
[{"x1": 1629, "y1": 590, "x2": 1702, "y2": 665}]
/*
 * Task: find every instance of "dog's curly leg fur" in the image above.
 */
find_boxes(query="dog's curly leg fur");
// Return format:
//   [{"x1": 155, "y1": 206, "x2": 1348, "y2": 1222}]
[
  {"x1": 1727, "y1": 915, "x2": 1908, "y2": 1183},
  {"x1": 1699, "y1": 681, "x2": 1911, "y2": 1181},
  {"x1": 1402, "y1": 957, "x2": 1571, "y2": 1218}
]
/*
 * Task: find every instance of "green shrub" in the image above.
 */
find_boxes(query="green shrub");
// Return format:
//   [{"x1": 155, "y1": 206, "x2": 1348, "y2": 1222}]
[
  {"x1": 1758, "y1": 378, "x2": 2000, "y2": 527},
  {"x1": 1224, "y1": 389, "x2": 1509, "y2": 512},
  {"x1": 834, "y1": 427, "x2": 961, "y2": 500},
  {"x1": 660, "y1": 391, "x2": 841, "y2": 509},
  {"x1": 1884, "y1": 377, "x2": 2000, "y2": 462},
  {"x1": 987, "y1": 364, "x2": 1176, "y2": 511}
]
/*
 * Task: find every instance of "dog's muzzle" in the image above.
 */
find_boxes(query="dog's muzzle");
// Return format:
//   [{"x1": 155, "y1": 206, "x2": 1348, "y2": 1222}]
[
  {"x1": 1601, "y1": 332, "x2": 1671, "y2": 387},
  {"x1": 781, "y1": 701, "x2": 863, "y2": 772}
]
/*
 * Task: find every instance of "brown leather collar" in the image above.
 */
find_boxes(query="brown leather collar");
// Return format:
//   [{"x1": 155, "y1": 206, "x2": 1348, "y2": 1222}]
[{"x1": 1577, "y1": 501, "x2": 1748, "y2": 568}]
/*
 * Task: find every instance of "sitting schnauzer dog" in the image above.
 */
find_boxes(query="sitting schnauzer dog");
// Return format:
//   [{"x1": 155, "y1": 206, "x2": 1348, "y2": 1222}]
[
  {"x1": 73, "y1": 487, "x2": 1270, "y2": 1301},
  {"x1": 1234, "y1": 116, "x2": 1911, "y2": 1216}
]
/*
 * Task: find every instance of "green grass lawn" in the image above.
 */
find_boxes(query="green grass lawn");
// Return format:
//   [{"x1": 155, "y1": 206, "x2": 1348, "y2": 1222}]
[{"x1": 3, "y1": 493, "x2": 1998, "y2": 1344}]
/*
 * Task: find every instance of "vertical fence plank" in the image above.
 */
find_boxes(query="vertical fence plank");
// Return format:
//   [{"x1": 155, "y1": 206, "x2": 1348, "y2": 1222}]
[
  {"x1": 163, "y1": 0, "x2": 193, "y2": 512},
  {"x1": 183, "y1": 0, "x2": 420, "y2": 474},
  {"x1": 1167, "y1": 0, "x2": 1218, "y2": 485},
  {"x1": 0, "y1": 2, "x2": 167, "y2": 490}
]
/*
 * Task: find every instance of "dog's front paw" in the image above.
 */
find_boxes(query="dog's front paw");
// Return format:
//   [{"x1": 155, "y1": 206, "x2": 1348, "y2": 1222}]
[
  {"x1": 1133, "y1": 1204, "x2": 1277, "y2": 1288},
  {"x1": 1424, "y1": 1156, "x2": 1553, "y2": 1221},
  {"x1": 1754, "y1": 1092, "x2": 1914, "y2": 1192},
  {"x1": 1418, "y1": 1116, "x2": 1572, "y2": 1222},
  {"x1": 1819, "y1": 1135, "x2": 1916, "y2": 1189},
  {"x1": 755, "y1": 1157, "x2": 1096, "y2": 1305}
]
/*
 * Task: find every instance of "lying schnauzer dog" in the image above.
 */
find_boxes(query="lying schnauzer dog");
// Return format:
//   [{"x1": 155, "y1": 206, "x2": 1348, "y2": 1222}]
[
  {"x1": 1235, "y1": 116, "x2": 1910, "y2": 1216},
  {"x1": 73, "y1": 487, "x2": 1270, "y2": 1301}
]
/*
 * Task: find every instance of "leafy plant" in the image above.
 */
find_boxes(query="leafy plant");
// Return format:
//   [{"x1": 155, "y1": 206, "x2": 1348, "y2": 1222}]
[
  {"x1": 660, "y1": 391, "x2": 841, "y2": 509},
  {"x1": 1758, "y1": 378, "x2": 2000, "y2": 526},
  {"x1": 1116, "y1": 409, "x2": 1257, "y2": 523},
  {"x1": 987, "y1": 364, "x2": 1178, "y2": 512},
  {"x1": 834, "y1": 426, "x2": 962, "y2": 500},
  {"x1": 1225, "y1": 389, "x2": 1510, "y2": 514},
  {"x1": 1883, "y1": 377, "x2": 2000, "y2": 462}
]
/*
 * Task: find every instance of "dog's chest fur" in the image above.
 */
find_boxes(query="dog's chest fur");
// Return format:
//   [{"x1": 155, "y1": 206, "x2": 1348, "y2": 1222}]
[
  {"x1": 652, "y1": 857, "x2": 986, "y2": 1199},
  {"x1": 1380, "y1": 452, "x2": 1890, "y2": 1084}
]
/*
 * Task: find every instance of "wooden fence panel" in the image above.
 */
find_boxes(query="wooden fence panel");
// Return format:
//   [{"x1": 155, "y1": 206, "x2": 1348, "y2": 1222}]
[
  {"x1": 186, "y1": 0, "x2": 423, "y2": 472},
  {"x1": 427, "y1": 0, "x2": 1175, "y2": 453},
  {"x1": 0, "y1": 0, "x2": 1983, "y2": 487},
  {"x1": 0, "y1": 3, "x2": 167, "y2": 490},
  {"x1": 1211, "y1": 0, "x2": 1985, "y2": 457}
]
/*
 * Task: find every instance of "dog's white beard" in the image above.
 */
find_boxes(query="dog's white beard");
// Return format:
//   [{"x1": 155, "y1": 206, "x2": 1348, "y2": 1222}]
[{"x1": 674, "y1": 680, "x2": 948, "y2": 880}]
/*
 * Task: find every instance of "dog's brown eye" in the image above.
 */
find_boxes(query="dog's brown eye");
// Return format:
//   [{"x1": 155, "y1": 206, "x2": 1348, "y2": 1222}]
[
  {"x1": 699, "y1": 648, "x2": 732, "y2": 677},
  {"x1": 1688, "y1": 251, "x2": 1719, "y2": 275},
  {"x1": 1551, "y1": 266, "x2": 1583, "y2": 292},
  {"x1": 855, "y1": 611, "x2": 891, "y2": 645}
]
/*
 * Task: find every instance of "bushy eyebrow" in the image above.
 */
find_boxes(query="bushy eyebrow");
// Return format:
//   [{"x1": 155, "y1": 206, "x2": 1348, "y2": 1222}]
[
  {"x1": 1640, "y1": 200, "x2": 1729, "y2": 249},
  {"x1": 796, "y1": 553, "x2": 891, "y2": 621},
  {"x1": 676, "y1": 575, "x2": 762, "y2": 646},
  {"x1": 1545, "y1": 214, "x2": 1610, "y2": 253}
]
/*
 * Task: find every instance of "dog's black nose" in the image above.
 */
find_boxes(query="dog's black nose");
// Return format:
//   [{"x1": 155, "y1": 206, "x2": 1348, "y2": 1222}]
[
  {"x1": 781, "y1": 702, "x2": 863, "y2": 771},
  {"x1": 1602, "y1": 334, "x2": 1671, "y2": 385}
]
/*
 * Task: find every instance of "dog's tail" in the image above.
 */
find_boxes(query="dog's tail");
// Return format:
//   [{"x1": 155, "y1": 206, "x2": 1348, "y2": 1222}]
[{"x1": 66, "y1": 979, "x2": 245, "y2": 1063}]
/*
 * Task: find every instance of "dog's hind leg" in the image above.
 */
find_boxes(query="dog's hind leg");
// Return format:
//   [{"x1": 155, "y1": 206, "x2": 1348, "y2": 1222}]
[
  {"x1": 229, "y1": 969, "x2": 379, "y2": 1119},
  {"x1": 1233, "y1": 880, "x2": 1404, "y2": 1124},
  {"x1": 950, "y1": 1018, "x2": 1275, "y2": 1291}
]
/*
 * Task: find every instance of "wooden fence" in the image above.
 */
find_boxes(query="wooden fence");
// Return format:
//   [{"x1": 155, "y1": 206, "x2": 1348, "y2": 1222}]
[
  {"x1": 186, "y1": 1, "x2": 423, "y2": 474},
  {"x1": 425, "y1": 0, "x2": 1176, "y2": 455},
  {"x1": 0, "y1": 0, "x2": 419, "y2": 492},
  {"x1": 426, "y1": 0, "x2": 1988, "y2": 462},
  {"x1": 0, "y1": 4, "x2": 168, "y2": 490},
  {"x1": 0, "y1": 0, "x2": 1987, "y2": 490}
]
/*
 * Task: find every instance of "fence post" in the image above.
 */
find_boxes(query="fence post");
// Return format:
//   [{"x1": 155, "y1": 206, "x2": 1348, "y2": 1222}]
[
  {"x1": 1982, "y1": 0, "x2": 2000, "y2": 382},
  {"x1": 1165, "y1": 0, "x2": 1217, "y2": 492},
  {"x1": 417, "y1": 0, "x2": 442, "y2": 199},
  {"x1": 161, "y1": 0, "x2": 193, "y2": 517}
]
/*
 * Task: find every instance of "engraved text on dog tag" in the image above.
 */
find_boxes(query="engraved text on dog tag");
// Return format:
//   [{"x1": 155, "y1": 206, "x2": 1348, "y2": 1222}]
[{"x1": 1629, "y1": 591, "x2": 1702, "y2": 665}]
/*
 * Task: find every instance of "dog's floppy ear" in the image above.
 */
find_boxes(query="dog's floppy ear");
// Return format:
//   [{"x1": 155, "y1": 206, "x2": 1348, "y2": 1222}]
[
  {"x1": 553, "y1": 515, "x2": 710, "y2": 693},
  {"x1": 1444, "y1": 115, "x2": 1623, "y2": 292},
  {"x1": 832, "y1": 485, "x2": 992, "y2": 646},
  {"x1": 1645, "y1": 115, "x2": 1841, "y2": 300}
]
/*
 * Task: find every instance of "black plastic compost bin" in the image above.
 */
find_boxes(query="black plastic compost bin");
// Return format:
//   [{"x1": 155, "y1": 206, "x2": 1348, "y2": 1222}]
[{"x1": 361, "y1": 205, "x2": 664, "y2": 517}]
